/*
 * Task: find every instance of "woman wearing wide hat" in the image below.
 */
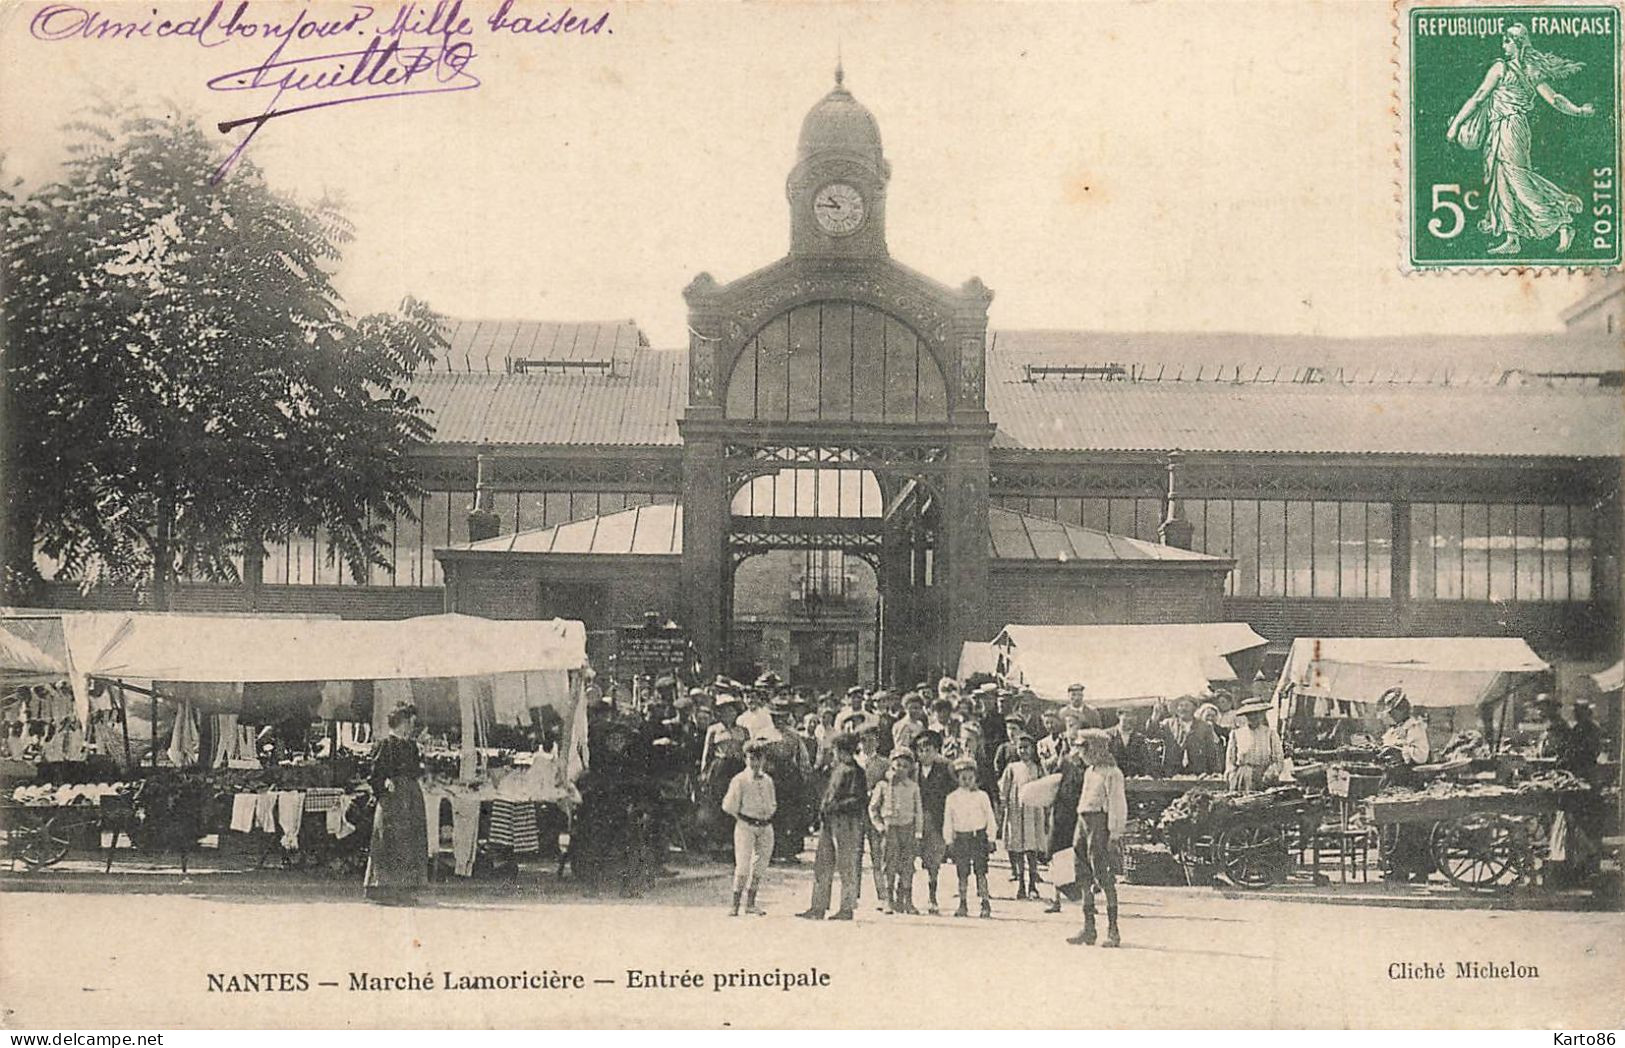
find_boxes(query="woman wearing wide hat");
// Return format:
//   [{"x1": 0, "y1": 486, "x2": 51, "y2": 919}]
[{"x1": 1223, "y1": 699, "x2": 1284, "y2": 793}]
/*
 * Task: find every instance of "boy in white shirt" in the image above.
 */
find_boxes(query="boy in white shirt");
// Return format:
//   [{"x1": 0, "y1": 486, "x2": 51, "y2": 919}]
[
  {"x1": 940, "y1": 756, "x2": 997, "y2": 918},
  {"x1": 721, "y1": 739, "x2": 777, "y2": 916}
]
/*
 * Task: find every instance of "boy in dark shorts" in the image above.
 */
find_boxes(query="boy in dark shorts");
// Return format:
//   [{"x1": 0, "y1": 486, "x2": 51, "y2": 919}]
[
  {"x1": 941, "y1": 756, "x2": 996, "y2": 918},
  {"x1": 913, "y1": 730, "x2": 955, "y2": 914}
]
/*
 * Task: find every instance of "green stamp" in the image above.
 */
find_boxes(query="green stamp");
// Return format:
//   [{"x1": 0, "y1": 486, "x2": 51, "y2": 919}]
[{"x1": 1408, "y1": 5, "x2": 1621, "y2": 267}]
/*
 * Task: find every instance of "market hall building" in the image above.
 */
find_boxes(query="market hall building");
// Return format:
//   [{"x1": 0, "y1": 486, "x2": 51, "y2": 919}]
[{"x1": 35, "y1": 76, "x2": 1625, "y2": 692}]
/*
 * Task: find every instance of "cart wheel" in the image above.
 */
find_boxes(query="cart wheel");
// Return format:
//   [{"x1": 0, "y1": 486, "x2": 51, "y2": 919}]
[
  {"x1": 15, "y1": 812, "x2": 73, "y2": 868},
  {"x1": 1214, "y1": 824, "x2": 1287, "y2": 888},
  {"x1": 1430, "y1": 815, "x2": 1528, "y2": 891}
]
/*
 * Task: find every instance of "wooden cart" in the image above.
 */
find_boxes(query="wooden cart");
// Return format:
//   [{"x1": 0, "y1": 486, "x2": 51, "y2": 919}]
[
  {"x1": 1365, "y1": 789, "x2": 1572, "y2": 892},
  {"x1": 1, "y1": 800, "x2": 101, "y2": 869},
  {"x1": 1163, "y1": 788, "x2": 1326, "y2": 889}
]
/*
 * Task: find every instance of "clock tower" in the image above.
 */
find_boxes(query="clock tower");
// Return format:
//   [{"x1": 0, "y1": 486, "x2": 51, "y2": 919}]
[
  {"x1": 681, "y1": 64, "x2": 994, "y2": 686},
  {"x1": 787, "y1": 64, "x2": 890, "y2": 258}
]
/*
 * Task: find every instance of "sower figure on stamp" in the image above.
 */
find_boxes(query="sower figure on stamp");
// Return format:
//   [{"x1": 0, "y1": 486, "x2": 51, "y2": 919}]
[{"x1": 1447, "y1": 23, "x2": 1595, "y2": 254}]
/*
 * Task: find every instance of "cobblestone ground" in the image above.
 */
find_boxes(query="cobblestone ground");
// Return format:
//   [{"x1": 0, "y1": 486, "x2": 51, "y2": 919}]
[{"x1": 1, "y1": 855, "x2": 1620, "y2": 1029}]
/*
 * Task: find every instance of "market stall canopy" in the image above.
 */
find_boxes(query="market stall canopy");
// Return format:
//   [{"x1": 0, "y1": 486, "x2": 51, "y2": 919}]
[
  {"x1": 0, "y1": 623, "x2": 66, "y2": 686},
  {"x1": 1272, "y1": 637, "x2": 1550, "y2": 709},
  {"x1": 957, "y1": 641, "x2": 999, "y2": 681},
  {"x1": 1592, "y1": 660, "x2": 1623, "y2": 693},
  {"x1": 991, "y1": 623, "x2": 1268, "y2": 705},
  {"x1": 62, "y1": 612, "x2": 589, "y2": 718}
]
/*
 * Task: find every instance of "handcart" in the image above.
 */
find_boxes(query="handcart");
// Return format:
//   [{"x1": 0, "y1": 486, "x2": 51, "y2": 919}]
[
  {"x1": 1, "y1": 798, "x2": 102, "y2": 869},
  {"x1": 1365, "y1": 788, "x2": 1577, "y2": 892},
  {"x1": 1159, "y1": 785, "x2": 1327, "y2": 889}
]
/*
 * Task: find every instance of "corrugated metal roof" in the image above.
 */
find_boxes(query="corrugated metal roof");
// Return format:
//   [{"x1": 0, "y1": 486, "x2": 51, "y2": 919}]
[
  {"x1": 985, "y1": 378, "x2": 1622, "y2": 456},
  {"x1": 988, "y1": 508, "x2": 1224, "y2": 563},
  {"x1": 409, "y1": 348, "x2": 686, "y2": 446},
  {"x1": 991, "y1": 329, "x2": 1624, "y2": 384},
  {"x1": 428, "y1": 319, "x2": 645, "y2": 373},
  {"x1": 408, "y1": 319, "x2": 1620, "y2": 457}
]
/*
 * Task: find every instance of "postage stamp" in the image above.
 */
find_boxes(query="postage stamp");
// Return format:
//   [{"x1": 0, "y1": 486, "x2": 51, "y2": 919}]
[{"x1": 1404, "y1": 3, "x2": 1622, "y2": 268}]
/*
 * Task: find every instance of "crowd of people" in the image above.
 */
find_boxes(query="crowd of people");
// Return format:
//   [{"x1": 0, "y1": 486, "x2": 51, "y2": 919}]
[
  {"x1": 361, "y1": 670, "x2": 1614, "y2": 913},
  {"x1": 575, "y1": 671, "x2": 1277, "y2": 946}
]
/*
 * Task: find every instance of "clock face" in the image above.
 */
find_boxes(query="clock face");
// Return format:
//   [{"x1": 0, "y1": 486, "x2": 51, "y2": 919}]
[{"x1": 813, "y1": 182, "x2": 866, "y2": 236}]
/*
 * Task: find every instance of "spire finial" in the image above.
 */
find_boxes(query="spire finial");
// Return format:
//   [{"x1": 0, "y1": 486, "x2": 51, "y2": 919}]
[{"x1": 835, "y1": 45, "x2": 844, "y2": 88}]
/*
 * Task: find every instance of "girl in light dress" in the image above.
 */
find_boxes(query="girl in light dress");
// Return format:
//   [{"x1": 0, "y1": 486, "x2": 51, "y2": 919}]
[{"x1": 997, "y1": 733, "x2": 1051, "y2": 900}]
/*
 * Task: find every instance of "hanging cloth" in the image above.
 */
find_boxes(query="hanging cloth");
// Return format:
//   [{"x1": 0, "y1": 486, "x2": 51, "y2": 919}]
[
  {"x1": 274, "y1": 791, "x2": 305, "y2": 850},
  {"x1": 317, "y1": 681, "x2": 355, "y2": 722},
  {"x1": 166, "y1": 702, "x2": 200, "y2": 768},
  {"x1": 451, "y1": 795, "x2": 482, "y2": 876}
]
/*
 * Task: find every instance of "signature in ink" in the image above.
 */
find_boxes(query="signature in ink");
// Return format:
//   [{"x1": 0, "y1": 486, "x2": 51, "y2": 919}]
[{"x1": 206, "y1": 33, "x2": 479, "y2": 182}]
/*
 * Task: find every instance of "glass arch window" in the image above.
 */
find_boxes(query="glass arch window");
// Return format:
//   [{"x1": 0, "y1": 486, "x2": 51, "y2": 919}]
[{"x1": 724, "y1": 301, "x2": 948, "y2": 422}]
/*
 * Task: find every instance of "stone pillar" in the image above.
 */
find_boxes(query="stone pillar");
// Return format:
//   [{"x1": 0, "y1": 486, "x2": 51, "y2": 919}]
[
  {"x1": 944, "y1": 277, "x2": 995, "y2": 657},
  {"x1": 880, "y1": 525, "x2": 913, "y2": 686},
  {"x1": 680, "y1": 433, "x2": 727, "y2": 679},
  {"x1": 942, "y1": 439, "x2": 992, "y2": 651}
]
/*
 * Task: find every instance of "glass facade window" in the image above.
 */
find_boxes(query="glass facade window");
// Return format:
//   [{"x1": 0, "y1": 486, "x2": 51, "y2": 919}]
[
  {"x1": 1461, "y1": 504, "x2": 1489, "y2": 600},
  {"x1": 1080, "y1": 498, "x2": 1110, "y2": 533},
  {"x1": 1571, "y1": 505, "x2": 1593, "y2": 600},
  {"x1": 1410, "y1": 502, "x2": 1594, "y2": 602},
  {"x1": 732, "y1": 469, "x2": 882, "y2": 518},
  {"x1": 1177, "y1": 499, "x2": 1391, "y2": 599},
  {"x1": 1487, "y1": 504, "x2": 1516, "y2": 602},
  {"x1": 1286, "y1": 501, "x2": 1313, "y2": 597},
  {"x1": 1259, "y1": 501, "x2": 1286, "y2": 596},
  {"x1": 1231, "y1": 500, "x2": 1257, "y2": 597},
  {"x1": 1368, "y1": 503, "x2": 1393, "y2": 598}
]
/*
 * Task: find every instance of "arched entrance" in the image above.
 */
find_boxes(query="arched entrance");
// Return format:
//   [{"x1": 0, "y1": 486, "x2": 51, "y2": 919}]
[{"x1": 722, "y1": 461, "x2": 942, "y2": 686}]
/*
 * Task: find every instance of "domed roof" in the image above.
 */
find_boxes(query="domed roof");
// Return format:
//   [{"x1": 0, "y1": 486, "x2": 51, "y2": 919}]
[{"x1": 797, "y1": 66, "x2": 884, "y2": 167}]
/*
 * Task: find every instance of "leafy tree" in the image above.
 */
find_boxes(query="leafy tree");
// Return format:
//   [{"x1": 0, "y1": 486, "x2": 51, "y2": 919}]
[{"x1": 1, "y1": 104, "x2": 442, "y2": 609}]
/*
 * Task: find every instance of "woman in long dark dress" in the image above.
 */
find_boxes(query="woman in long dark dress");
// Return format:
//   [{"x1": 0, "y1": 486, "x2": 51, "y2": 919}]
[{"x1": 364, "y1": 703, "x2": 429, "y2": 905}]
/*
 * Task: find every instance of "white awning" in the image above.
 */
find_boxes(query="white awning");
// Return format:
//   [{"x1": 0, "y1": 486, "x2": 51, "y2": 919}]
[
  {"x1": 1591, "y1": 660, "x2": 1623, "y2": 693},
  {"x1": 990, "y1": 623, "x2": 1267, "y2": 705},
  {"x1": 956, "y1": 641, "x2": 999, "y2": 681},
  {"x1": 0, "y1": 624, "x2": 65, "y2": 686},
  {"x1": 63, "y1": 612, "x2": 588, "y2": 719},
  {"x1": 1272, "y1": 637, "x2": 1549, "y2": 709}
]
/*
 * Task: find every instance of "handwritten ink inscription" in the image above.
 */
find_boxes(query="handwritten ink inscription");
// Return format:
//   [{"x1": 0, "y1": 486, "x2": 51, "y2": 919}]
[{"x1": 28, "y1": 0, "x2": 613, "y2": 181}]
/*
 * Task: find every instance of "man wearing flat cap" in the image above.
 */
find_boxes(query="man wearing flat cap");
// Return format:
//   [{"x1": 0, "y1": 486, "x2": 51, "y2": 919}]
[{"x1": 1065, "y1": 683, "x2": 1103, "y2": 730}]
